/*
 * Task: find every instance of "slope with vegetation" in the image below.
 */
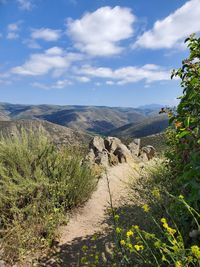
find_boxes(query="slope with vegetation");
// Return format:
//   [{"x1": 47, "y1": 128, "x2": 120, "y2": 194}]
[
  {"x1": 55, "y1": 35, "x2": 199, "y2": 267},
  {"x1": 0, "y1": 104, "x2": 146, "y2": 135},
  {"x1": 0, "y1": 129, "x2": 98, "y2": 265},
  {"x1": 0, "y1": 119, "x2": 91, "y2": 146},
  {"x1": 107, "y1": 114, "x2": 168, "y2": 139}
]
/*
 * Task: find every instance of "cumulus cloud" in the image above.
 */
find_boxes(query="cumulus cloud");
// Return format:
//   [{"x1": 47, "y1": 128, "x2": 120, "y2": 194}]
[
  {"x1": 77, "y1": 64, "x2": 170, "y2": 84},
  {"x1": 11, "y1": 47, "x2": 82, "y2": 76},
  {"x1": 7, "y1": 21, "x2": 21, "y2": 40},
  {"x1": 67, "y1": 6, "x2": 135, "y2": 56},
  {"x1": 134, "y1": 0, "x2": 200, "y2": 49},
  {"x1": 76, "y1": 76, "x2": 90, "y2": 83},
  {"x1": 31, "y1": 28, "x2": 62, "y2": 41},
  {"x1": 31, "y1": 79, "x2": 72, "y2": 90},
  {"x1": 17, "y1": 0, "x2": 33, "y2": 10}
]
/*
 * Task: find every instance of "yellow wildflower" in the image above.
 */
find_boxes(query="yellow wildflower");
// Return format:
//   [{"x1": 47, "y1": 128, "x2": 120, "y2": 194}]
[
  {"x1": 116, "y1": 227, "x2": 121, "y2": 234},
  {"x1": 175, "y1": 261, "x2": 182, "y2": 267},
  {"x1": 154, "y1": 241, "x2": 161, "y2": 248},
  {"x1": 161, "y1": 218, "x2": 167, "y2": 224},
  {"x1": 142, "y1": 204, "x2": 150, "y2": 213},
  {"x1": 161, "y1": 255, "x2": 167, "y2": 262},
  {"x1": 134, "y1": 225, "x2": 139, "y2": 230},
  {"x1": 191, "y1": 245, "x2": 200, "y2": 260},
  {"x1": 82, "y1": 245, "x2": 88, "y2": 252},
  {"x1": 120, "y1": 240, "x2": 126, "y2": 246},
  {"x1": 126, "y1": 230, "x2": 134, "y2": 238},
  {"x1": 134, "y1": 244, "x2": 144, "y2": 251},
  {"x1": 127, "y1": 243, "x2": 133, "y2": 250},
  {"x1": 152, "y1": 188, "x2": 161, "y2": 200},
  {"x1": 114, "y1": 214, "x2": 119, "y2": 221}
]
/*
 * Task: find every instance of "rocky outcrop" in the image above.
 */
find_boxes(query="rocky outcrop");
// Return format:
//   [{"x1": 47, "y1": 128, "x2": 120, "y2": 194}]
[
  {"x1": 128, "y1": 139, "x2": 141, "y2": 157},
  {"x1": 113, "y1": 143, "x2": 132, "y2": 163},
  {"x1": 139, "y1": 145, "x2": 156, "y2": 161},
  {"x1": 87, "y1": 136, "x2": 156, "y2": 167},
  {"x1": 89, "y1": 136, "x2": 105, "y2": 155}
]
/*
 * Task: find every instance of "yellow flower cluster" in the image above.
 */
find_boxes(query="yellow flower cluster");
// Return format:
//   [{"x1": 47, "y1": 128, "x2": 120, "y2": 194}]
[
  {"x1": 116, "y1": 227, "x2": 122, "y2": 234},
  {"x1": 126, "y1": 230, "x2": 134, "y2": 238},
  {"x1": 175, "y1": 260, "x2": 182, "y2": 267},
  {"x1": 191, "y1": 245, "x2": 200, "y2": 260},
  {"x1": 142, "y1": 204, "x2": 150, "y2": 213},
  {"x1": 152, "y1": 188, "x2": 161, "y2": 200},
  {"x1": 120, "y1": 239, "x2": 125, "y2": 246},
  {"x1": 134, "y1": 244, "x2": 144, "y2": 251},
  {"x1": 161, "y1": 218, "x2": 176, "y2": 235}
]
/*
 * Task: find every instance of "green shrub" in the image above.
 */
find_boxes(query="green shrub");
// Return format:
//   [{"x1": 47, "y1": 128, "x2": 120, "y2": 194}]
[
  {"x1": 0, "y1": 129, "x2": 97, "y2": 264},
  {"x1": 161, "y1": 34, "x2": 200, "y2": 236}
]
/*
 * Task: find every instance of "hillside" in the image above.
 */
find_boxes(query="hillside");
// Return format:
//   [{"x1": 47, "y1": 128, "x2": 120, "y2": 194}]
[
  {"x1": 107, "y1": 114, "x2": 168, "y2": 138},
  {"x1": 0, "y1": 103, "x2": 147, "y2": 135},
  {"x1": 0, "y1": 120, "x2": 91, "y2": 145}
]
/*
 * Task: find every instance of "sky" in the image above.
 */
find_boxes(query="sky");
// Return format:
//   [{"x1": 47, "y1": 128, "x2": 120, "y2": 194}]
[{"x1": 0, "y1": 0, "x2": 199, "y2": 107}]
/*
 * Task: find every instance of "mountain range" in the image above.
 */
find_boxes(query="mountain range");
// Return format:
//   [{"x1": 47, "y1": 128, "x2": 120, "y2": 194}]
[{"x1": 0, "y1": 102, "x2": 168, "y2": 142}]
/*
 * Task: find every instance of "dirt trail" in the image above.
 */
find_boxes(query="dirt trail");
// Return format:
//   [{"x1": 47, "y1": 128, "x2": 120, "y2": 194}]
[{"x1": 59, "y1": 161, "x2": 138, "y2": 246}]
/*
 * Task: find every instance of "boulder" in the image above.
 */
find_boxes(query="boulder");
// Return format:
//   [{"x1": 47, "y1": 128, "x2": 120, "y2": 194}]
[
  {"x1": 108, "y1": 153, "x2": 119, "y2": 166},
  {"x1": 85, "y1": 148, "x2": 96, "y2": 164},
  {"x1": 140, "y1": 145, "x2": 156, "y2": 161},
  {"x1": 114, "y1": 143, "x2": 132, "y2": 163},
  {"x1": 128, "y1": 139, "x2": 141, "y2": 157},
  {"x1": 89, "y1": 136, "x2": 105, "y2": 155},
  {"x1": 104, "y1": 137, "x2": 122, "y2": 153},
  {"x1": 95, "y1": 149, "x2": 109, "y2": 167}
]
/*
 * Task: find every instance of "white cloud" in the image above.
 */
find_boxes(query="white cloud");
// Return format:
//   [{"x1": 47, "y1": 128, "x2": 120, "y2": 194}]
[
  {"x1": 12, "y1": 47, "x2": 82, "y2": 76},
  {"x1": 135, "y1": 0, "x2": 200, "y2": 49},
  {"x1": 23, "y1": 39, "x2": 41, "y2": 49},
  {"x1": 31, "y1": 28, "x2": 62, "y2": 41},
  {"x1": 17, "y1": 0, "x2": 33, "y2": 10},
  {"x1": 7, "y1": 32, "x2": 19, "y2": 40},
  {"x1": 67, "y1": 6, "x2": 135, "y2": 56},
  {"x1": 106, "y1": 80, "x2": 114, "y2": 85},
  {"x1": 31, "y1": 28, "x2": 61, "y2": 41},
  {"x1": 7, "y1": 21, "x2": 21, "y2": 40},
  {"x1": 76, "y1": 76, "x2": 90, "y2": 83},
  {"x1": 77, "y1": 64, "x2": 170, "y2": 84},
  {"x1": 31, "y1": 79, "x2": 72, "y2": 90}
]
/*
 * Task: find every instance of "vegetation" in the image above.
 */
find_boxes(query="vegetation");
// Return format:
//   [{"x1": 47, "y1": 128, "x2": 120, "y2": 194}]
[
  {"x1": 81, "y1": 35, "x2": 200, "y2": 266},
  {"x1": 0, "y1": 129, "x2": 97, "y2": 264}
]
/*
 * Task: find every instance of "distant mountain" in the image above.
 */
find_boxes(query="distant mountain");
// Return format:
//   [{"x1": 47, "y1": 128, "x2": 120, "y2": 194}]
[
  {"x1": 0, "y1": 103, "x2": 147, "y2": 135},
  {"x1": 137, "y1": 104, "x2": 163, "y2": 110},
  {"x1": 107, "y1": 114, "x2": 169, "y2": 138},
  {"x1": 0, "y1": 120, "x2": 91, "y2": 145}
]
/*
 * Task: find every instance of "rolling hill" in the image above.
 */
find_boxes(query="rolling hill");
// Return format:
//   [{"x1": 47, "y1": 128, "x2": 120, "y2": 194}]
[
  {"x1": 0, "y1": 103, "x2": 147, "y2": 135},
  {"x1": 107, "y1": 114, "x2": 169, "y2": 138},
  {"x1": 0, "y1": 120, "x2": 91, "y2": 146}
]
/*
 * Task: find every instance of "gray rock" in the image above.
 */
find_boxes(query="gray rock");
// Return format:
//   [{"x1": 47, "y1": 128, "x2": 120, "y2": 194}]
[
  {"x1": 108, "y1": 153, "x2": 119, "y2": 166},
  {"x1": 95, "y1": 149, "x2": 109, "y2": 167},
  {"x1": 104, "y1": 137, "x2": 122, "y2": 153},
  {"x1": 140, "y1": 145, "x2": 156, "y2": 160},
  {"x1": 86, "y1": 148, "x2": 96, "y2": 163},
  {"x1": 89, "y1": 136, "x2": 105, "y2": 155},
  {"x1": 114, "y1": 143, "x2": 132, "y2": 163},
  {"x1": 128, "y1": 139, "x2": 141, "y2": 157}
]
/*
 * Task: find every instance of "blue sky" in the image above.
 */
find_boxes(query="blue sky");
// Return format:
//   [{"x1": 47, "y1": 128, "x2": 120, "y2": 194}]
[{"x1": 0, "y1": 0, "x2": 199, "y2": 107}]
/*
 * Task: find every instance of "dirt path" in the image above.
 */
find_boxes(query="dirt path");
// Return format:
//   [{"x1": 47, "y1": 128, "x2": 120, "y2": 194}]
[
  {"x1": 59, "y1": 162, "x2": 137, "y2": 245},
  {"x1": 38, "y1": 161, "x2": 139, "y2": 266}
]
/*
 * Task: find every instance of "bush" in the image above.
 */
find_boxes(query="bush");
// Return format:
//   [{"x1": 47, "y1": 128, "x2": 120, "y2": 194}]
[
  {"x1": 82, "y1": 35, "x2": 200, "y2": 266},
  {"x1": 164, "y1": 34, "x2": 200, "y2": 234},
  {"x1": 0, "y1": 129, "x2": 97, "y2": 264}
]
